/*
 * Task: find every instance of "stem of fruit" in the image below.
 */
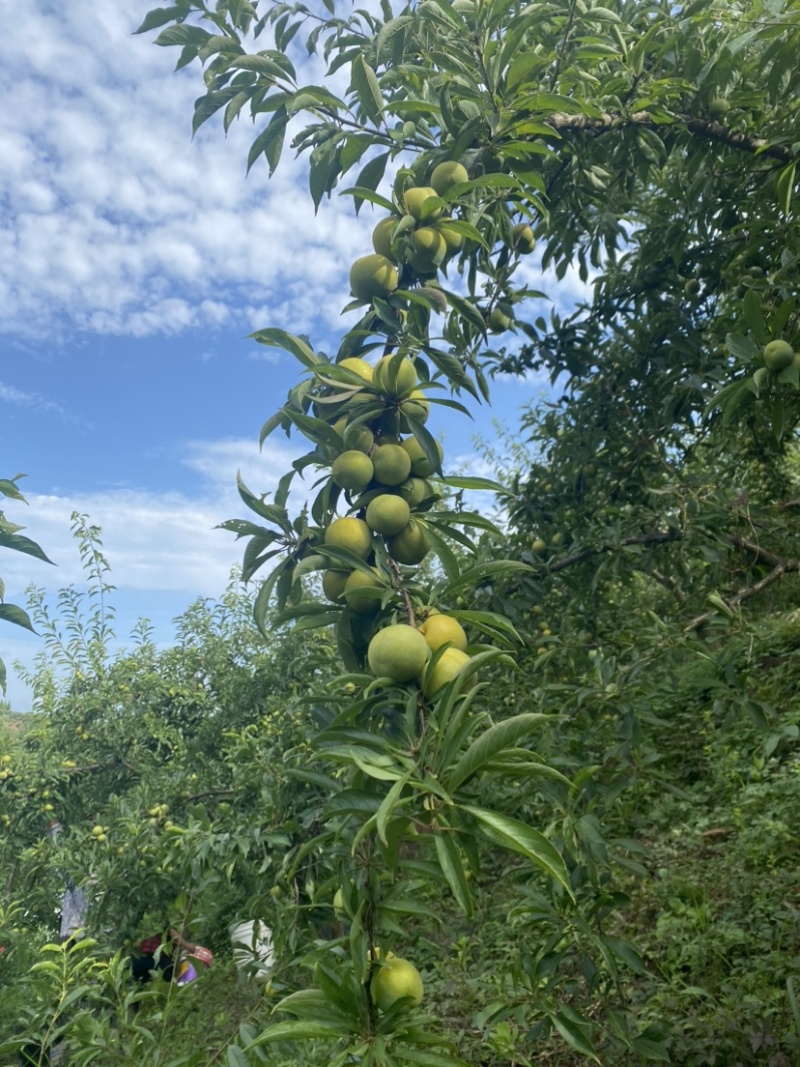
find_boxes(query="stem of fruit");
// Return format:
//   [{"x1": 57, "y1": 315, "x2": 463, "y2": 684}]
[{"x1": 388, "y1": 557, "x2": 416, "y2": 626}]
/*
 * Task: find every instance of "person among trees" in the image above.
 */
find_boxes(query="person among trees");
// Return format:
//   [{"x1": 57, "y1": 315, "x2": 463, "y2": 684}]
[{"x1": 129, "y1": 926, "x2": 213, "y2": 985}]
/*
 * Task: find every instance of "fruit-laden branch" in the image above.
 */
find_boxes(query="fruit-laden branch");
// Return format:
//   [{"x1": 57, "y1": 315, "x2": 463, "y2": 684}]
[
  {"x1": 545, "y1": 112, "x2": 794, "y2": 163},
  {"x1": 685, "y1": 536, "x2": 800, "y2": 631}
]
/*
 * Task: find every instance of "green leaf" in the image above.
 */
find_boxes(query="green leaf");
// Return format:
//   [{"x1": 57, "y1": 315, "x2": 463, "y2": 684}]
[
  {"x1": 776, "y1": 160, "x2": 796, "y2": 217},
  {"x1": 375, "y1": 774, "x2": 411, "y2": 846},
  {"x1": 286, "y1": 85, "x2": 348, "y2": 116},
  {"x1": 741, "y1": 290, "x2": 766, "y2": 343},
  {"x1": 236, "y1": 473, "x2": 291, "y2": 529},
  {"x1": 461, "y1": 805, "x2": 574, "y2": 899},
  {"x1": 549, "y1": 1008, "x2": 599, "y2": 1061},
  {"x1": 601, "y1": 934, "x2": 647, "y2": 974},
  {"x1": 153, "y1": 24, "x2": 212, "y2": 48},
  {"x1": 248, "y1": 105, "x2": 289, "y2": 175},
  {"x1": 250, "y1": 328, "x2": 318, "y2": 367},
  {"x1": 226, "y1": 1046, "x2": 250, "y2": 1067},
  {"x1": 0, "y1": 530, "x2": 54, "y2": 565},
  {"x1": 398, "y1": 1047, "x2": 471, "y2": 1067},
  {"x1": 0, "y1": 604, "x2": 36, "y2": 633},
  {"x1": 438, "y1": 561, "x2": 532, "y2": 599},
  {"x1": 249, "y1": 1020, "x2": 345, "y2": 1045},
  {"x1": 439, "y1": 475, "x2": 512, "y2": 496},
  {"x1": 375, "y1": 16, "x2": 414, "y2": 60},
  {"x1": 448, "y1": 714, "x2": 552, "y2": 792},
  {"x1": 0, "y1": 477, "x2": 26, "y2": 502},
  {"x1": 447, "y1": 609, "x2": 522, "y2": 645},
  {"x1": 351, "y1": 55, "x2": 384, "y2": 125},
  {"x1": 434, "y1": 829, "x2": 473, "y2": 916},
  {"x1": 725, "y1": 332, "x2": 760, "y2": 362},
  {"x1": 417, "y1": 521, "x2": 460, "y2": 581},
  {"x1": 134, "y1": 6, "x2": 187, "y2": 35}
]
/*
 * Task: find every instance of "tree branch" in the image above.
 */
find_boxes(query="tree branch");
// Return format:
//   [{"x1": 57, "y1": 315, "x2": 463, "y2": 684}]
[
  {"x1": 543, "y1": 529, "x2": 682, "y2": 575},
  {"x1": 544, "y1": 111, "x2": 793, "y2": 163},
  {"x1": 184, "y1": 788, "x2": 236, "y2": 804},
  {"x1": 685, "y1": 539, "x2": 800, "y2": 631}
]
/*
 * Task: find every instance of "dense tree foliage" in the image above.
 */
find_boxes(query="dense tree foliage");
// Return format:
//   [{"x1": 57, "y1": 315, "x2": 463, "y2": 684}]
[{"x1": 4, "y1": 1, "x2": 800, "y2": 1065}]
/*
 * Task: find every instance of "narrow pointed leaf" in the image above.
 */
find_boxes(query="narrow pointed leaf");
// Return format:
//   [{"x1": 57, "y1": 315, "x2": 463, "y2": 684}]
[
  {"x1": 448, "y1": 714, "x2": 552, "y2": 792},
  {"x1": 461, "y1": 805, "x2": 574, "y2": 899}
]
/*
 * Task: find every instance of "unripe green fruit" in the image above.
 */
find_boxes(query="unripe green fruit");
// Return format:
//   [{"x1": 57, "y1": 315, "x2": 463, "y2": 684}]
[
  {"x1": 371, "y1": 957, "x2": 424, "y2": 1011},
  {"x1": 343, "y1": 390, "x2": 378, "y2": 413},
  {"x1": 401, "y1": 437, "x2": 442, "y2": 477},
  {"x1": 366, "y1": 494, "x2": 411, "y2": 535},
  {"x1": 398, "y1": 478, "x2": 434, "y2": 507},
  {"x1": 763, "y1": 339, "x2": 794, "y2": 371},
  {"x1": 403, "y1": 186, "x2": 442, "y2": 221},
  {"x1": 374, "y1": 356, "x2": 418, "y2": 395},
  {"x1": 325, "y1": 517, "x2": 373, "y2": 559},
  {"x1": 488, "y1": 308, "x2": 512, "y2": 333},
  {"x1": 322, "y1": 569, "x2": 351, "y2": 602},
  {"x1": 511, "y1": 222, "x2": 536, "y2": 254},
  {"x1": 387, "y1": 520, "x2": 430, "y2": 564},
  {"x1": 331, "y1": 451, "x2": 374, "y2": 492},
  {"x1": 350, "y1": 254, "x2": 399, "y2": 302},
  {"x1": 333, "y1": 887, "x2": 346, "y2": 918},
  {"x1": 418, "y1": 614, "x2": 468, "y2": 653},
  {"x1": 408, "y1": 227, "x2": 447, "y2": 273},
  {"x1": 708, "y1": 96, "x2": 731, "y2": 118},
  {"x1": 430, "y1": 160, "x2": 468, "y2": 196},
  {"x1": 398, "y1": 392, "x2": 430, "y2": 433},
  {"x1": 368, "y1": 624, "x2": 430, "y2": 682},
  {"x1": 421, "y1": 647, "x2": 474, "y2": 697},
  {"x1": 373, "y1": 444, "x2": 413, "y2": 486},
  {"x1": 337, "y1": 357, "x2": 374, "y2": 384},
  {"x1": 344, "y1": 568, "x2": 384, "y2": 613},
  {"x1": 332, "y1": 417, "x2": 373, "y2": 454},
  {"x1": 531, "y1": 538, "x2": 547, "y2": 553},
  {"x1": 684, "y1": 278, "x2": 702, "y2": 297},
  {"x1": 435, "y1": 223, "x2": 465, "y2": 255},
  {"x1": 372, "y1": 217, "x2": 397, "y2": 260}
]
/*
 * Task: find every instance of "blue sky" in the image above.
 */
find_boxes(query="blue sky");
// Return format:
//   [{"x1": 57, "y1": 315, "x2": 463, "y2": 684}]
[{"x1": 1, "y1": 1, "x2": 588, "y2": 711}]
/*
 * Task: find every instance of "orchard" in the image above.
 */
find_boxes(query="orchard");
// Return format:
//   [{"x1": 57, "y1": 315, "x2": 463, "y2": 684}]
[{"x1": 4, "y1": 2, "x2": 800, "y2": 1065}]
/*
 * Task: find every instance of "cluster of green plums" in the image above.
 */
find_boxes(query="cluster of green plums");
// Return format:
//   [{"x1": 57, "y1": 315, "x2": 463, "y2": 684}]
[
  {"x1": 348, "y1": 159, "x2": 536, "y2": 337},
  {"x1": 311, "y1": 350, "x2": 478, "y2": 694}
]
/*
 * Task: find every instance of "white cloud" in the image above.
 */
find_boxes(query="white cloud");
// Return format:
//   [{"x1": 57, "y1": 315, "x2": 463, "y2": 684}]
[
  {"x1": 0, "y1": 380, "x2": 87, "y2": 425},
  {"x1": 0, "y1": 1, "x2": 378, "y2": 342}
]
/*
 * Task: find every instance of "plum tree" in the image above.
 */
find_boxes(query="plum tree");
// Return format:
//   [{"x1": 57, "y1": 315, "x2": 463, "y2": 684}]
[{"x1": 118, "y1": 2, "x2": 800, "y2": 1064}]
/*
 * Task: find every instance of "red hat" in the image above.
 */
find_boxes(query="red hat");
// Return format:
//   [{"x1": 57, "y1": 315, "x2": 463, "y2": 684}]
[{"x1": 190, "y1": 945, "x2": 213, "y2": 968}]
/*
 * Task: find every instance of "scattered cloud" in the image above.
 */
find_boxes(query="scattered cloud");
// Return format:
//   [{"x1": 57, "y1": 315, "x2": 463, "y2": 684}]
[{"x1": 0, "y1": 380, "x2": 88, "y2": 426}]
